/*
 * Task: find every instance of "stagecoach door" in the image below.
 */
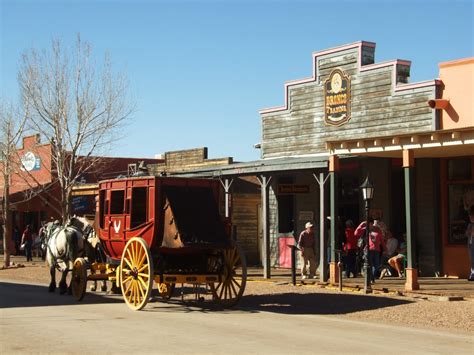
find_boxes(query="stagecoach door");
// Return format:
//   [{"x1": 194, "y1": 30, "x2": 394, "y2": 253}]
[{"x1": 108, "y1": 189, "x2": 126, "y2": 241}]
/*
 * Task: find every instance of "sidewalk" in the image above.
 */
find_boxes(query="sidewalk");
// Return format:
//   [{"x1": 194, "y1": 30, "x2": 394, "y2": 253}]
[{"x1": 247, "y1": 267, "x2": 474, "y2": 300}]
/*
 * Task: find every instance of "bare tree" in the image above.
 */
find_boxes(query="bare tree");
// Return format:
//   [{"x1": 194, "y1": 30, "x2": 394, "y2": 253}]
[
  {"x1": 0, "y1": 101, "x2": 27, "y2": 268},
  {"x1": 19, "y1": 35, "x2": 133, "y2": 220}
]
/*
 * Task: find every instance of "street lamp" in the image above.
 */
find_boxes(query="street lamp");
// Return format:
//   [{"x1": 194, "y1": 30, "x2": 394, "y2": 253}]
[{"x1": 360, "y1": 175, "x2": 374, "y2": 293}]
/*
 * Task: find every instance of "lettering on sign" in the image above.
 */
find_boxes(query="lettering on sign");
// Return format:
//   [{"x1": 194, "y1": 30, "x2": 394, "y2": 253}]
[
  {"x1": 324, "y1": 69, "x2": 351, "y2": 126},
  {"x1": 278, "y1": 184, "x2": 310, "y2": 194}
]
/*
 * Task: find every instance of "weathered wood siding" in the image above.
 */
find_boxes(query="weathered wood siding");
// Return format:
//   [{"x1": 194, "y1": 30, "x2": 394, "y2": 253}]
[
  {"x1": 148, "y1": 147, "x2": 233, "y2": 174},
  {"x1": 261, "y1": 45, "x2": 437, "y2": 159},
  {"x1": 232, "y1": 193, "x2": 260, "y2": 265}
]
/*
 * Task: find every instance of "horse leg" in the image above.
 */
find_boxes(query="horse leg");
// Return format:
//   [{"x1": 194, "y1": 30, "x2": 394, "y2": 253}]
[
  {"x1": 100, "y1": 280, "x2": 107, "y2": 292},
  {"x1": 59, "y1": 270, "x2": 69, "y2": 295},
  {"x1": 48, "y1": 265, "x2": 56, "y2": 293}
]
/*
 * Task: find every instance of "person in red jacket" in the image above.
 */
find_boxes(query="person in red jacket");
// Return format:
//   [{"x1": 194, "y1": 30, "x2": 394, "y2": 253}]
[
  {"x1": 355, "y1": 220, "x2": 386, "y2": 283},
  {"x1": 21, "y1": 225, "x2": 33, "y2": 262},
  {"x1": 343, "y1": 220, "x2": 358, "y2": 278}
]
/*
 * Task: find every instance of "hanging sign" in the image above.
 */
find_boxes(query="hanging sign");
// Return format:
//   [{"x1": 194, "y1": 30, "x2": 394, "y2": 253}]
[
  {"x1": 324, "y1": 69, "x2": 351, "y2": 126},
  {"x1": 278, "y1": 184, "x2": 310, "y2": 194},
  {"x1": 20, "y1": 151, "x2": 41, "y2": 171}
]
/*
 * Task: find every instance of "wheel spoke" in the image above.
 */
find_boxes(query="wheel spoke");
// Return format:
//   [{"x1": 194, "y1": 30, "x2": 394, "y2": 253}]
[
  {"x1": 122, "y1": 275, "x2": 133, "y2": 285},
  {"x1": 231, "y1": 277, "x2": 241, "y2": 290},
  {"x1": 137, "y1": 281, "x2": 145, "y2": 299},
  {"x1": 124, "y1": 278, "x2": 133, "y2": 295},
  {"x1": 132, "y1": 242, "x2": 139, "y2": 265},
  {"x1": 125, "y1": 249, "x2": 134, "y2": 268},
  {"x1": 137, "y1": 249, "x2": 146, "y2": 268},
  {"x1": 218, "y1": 282, "x2": 225, "y2": 299},
  {"x1": 229, "y1": 279, "x2": 238, "y2": 298},
  {"x1": 137, "y1": 275, "x2": 148, "y2": 290},
  {"x1": 124, "y1": 257, "x2": 133, "y2": 271},
  {"x1": 138, "y1": 264, "x2": 148, "y2": 273},
  {"x1": 135, "y1": 245, "x2": 144, "y2": 265}
]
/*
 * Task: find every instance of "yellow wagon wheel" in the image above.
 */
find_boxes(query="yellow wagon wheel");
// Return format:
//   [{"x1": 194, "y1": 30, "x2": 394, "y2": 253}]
[
  {"x1": 120, "y1": 237, "x2": 154, "y2": 311},
  {"x1": 157, "y1": 283, "x2": 175, "y2": 300},
  {"x1": 71, "y1": 258, "x2": 88, "y2": 301},
  {"x1": 210, "y1": 242, "x2": 247, "y2": 307}
]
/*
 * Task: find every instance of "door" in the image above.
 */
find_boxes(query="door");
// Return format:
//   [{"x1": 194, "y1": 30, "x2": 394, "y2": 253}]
[{"x1": 109, "y1": 189, "x2": 126, "y2": 241}]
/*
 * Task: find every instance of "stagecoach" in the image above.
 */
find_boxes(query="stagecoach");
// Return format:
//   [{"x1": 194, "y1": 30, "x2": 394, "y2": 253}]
[{"x1": 70, "y1": 176, "x2": 247, "y2": 310}]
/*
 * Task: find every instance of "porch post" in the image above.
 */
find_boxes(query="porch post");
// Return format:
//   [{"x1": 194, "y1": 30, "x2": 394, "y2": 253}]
[
  {"x1": 314, "y1": 172, "x2": 329, "y2": 283},
  {"x1": 329, "y1": 155, "x2": 340, "y2": 285},
  {"x1": 219, "y1": 178, "x2": 234, "y2": 218},
  {"x1": 258, "y1": 175, "x2": 272, "y2": 279},
  {"x1": 403, "y1": 149, "x2": 420, "y2": 291}
]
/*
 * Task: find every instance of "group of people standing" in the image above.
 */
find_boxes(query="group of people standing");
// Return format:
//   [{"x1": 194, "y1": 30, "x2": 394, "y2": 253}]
[{"x1": 297, "y1": 218, "x2": 406, "y2": 282}]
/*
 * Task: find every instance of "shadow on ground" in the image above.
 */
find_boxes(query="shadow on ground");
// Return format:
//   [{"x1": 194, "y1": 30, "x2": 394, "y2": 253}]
[
  {"x1": 1, "y1": 282, "x2": 412, "y2": 316},
  {"x1": 237, "y1": 292, "x2": 412, "y2": 315},
  {"x1": 0, "y1": 281, "x2": 122, "y2": 309},
  {"x1": 144, "y1": 286, "x2": 413, "y2": 316}
]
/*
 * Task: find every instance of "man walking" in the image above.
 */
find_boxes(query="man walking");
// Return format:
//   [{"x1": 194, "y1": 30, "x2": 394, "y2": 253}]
[{"x1": 298, "y1": 222, "x2": 317, "y2": 279}]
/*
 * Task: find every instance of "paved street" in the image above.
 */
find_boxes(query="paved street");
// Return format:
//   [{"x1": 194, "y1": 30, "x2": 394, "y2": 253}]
[{"x1": 1, "y1": 280, "x2": 473, "y2": 354}]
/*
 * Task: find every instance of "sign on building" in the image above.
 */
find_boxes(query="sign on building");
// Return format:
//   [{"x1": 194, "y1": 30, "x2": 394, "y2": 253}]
[{"x1": 324, "y1": 69, "x2": 351, "y2": 126}]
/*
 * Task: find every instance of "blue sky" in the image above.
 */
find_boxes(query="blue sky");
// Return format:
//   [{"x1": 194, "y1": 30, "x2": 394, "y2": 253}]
[{"x1": 1, "y1": 0, "x2": 473, "y2": 162}]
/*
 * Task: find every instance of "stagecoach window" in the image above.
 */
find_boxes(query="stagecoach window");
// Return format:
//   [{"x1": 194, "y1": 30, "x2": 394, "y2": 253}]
[
  {"x1": 131, "y1": 187, "x2": 147, "y2": 228},
  {"x1": 99, "y1": 190, "x2": 106, "y2": 229},
  {"x1": 110, "y1": 190, "x2": 125, "y2": 215}
]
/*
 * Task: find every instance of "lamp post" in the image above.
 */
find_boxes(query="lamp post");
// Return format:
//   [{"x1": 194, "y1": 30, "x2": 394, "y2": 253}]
[{"x1": 360, "y1": 175, "x2": 374, "y2": 294}]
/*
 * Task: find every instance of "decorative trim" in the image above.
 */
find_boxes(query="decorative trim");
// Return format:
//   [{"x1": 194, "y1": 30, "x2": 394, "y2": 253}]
[{"x1": 259, "y1": 41, "x2": 442, "y2": 115}]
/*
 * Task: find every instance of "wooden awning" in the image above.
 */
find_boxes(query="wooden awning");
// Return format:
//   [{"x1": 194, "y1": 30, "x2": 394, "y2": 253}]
[{"x1": 325, "y1": 128, "x2": 474, "y2": 158}]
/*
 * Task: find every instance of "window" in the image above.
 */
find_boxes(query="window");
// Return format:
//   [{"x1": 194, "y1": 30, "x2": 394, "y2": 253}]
[
  {"x1": 110, "y1": 190, "x2": 125, "y2": 215},
  {"x1": 446, "y1": 157, "x2": 474, "y2": 244},
  {"x1": 130, "y1": 187, "x2": 147, "y2": 228},
  {"x1": 448, "y1": 158, "x2": 471, "y2": 181}
]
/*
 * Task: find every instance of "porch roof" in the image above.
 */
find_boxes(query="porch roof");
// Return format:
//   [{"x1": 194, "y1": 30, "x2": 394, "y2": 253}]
[{"x1": 168, "y1": 155, "x2": 329, "y2": 178}]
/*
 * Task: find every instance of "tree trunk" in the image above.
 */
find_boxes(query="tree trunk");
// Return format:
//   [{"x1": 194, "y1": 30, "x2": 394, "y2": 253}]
[{"x1": 2, "y1": 175, "x2": 11, "y2": 268}]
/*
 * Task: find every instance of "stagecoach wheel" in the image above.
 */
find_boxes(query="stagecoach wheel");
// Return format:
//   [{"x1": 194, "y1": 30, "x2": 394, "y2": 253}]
[
  {"x1": 157, "y1": 283, "x2": 175, "y2": 300},
  {"x1": 210, "y1": 241, "x2": 247, "y2": 307},
  {"x1": 71, "y1": 258, "x2": 87, "y2": 301},
  {"x1": 120, "y1": 237, "x2": 154, "y2": 311}
]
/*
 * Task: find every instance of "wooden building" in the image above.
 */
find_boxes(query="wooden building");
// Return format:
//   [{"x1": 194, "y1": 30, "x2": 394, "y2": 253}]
[
  {"x1": 258, "y1": 42, "x2": 473, "y2": 288},
  {"x1": 177, "y1": 42, "x2": 473, "y2": 291}
]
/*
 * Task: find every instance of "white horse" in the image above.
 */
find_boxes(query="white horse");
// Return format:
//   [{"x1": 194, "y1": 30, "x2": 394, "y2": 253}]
[{"x1": 43, "y1": 216, "x2": 95, "y2": 294}]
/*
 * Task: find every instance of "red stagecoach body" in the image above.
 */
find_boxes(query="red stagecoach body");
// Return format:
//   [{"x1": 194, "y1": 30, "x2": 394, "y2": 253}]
[{"x1": 96, "y1": 176, "x2": 230, "y2": 261}]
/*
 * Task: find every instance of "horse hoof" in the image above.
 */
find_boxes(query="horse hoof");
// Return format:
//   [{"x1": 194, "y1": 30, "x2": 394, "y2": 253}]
[
  {"x1": 100, "y1": 284, "x2": 107, "y2": 292},
  {"x1": 48, "y1": 286, "x2": 56, "y2": 293},
  {"x1": 90, "y1": 285, "x2": 97, "y2": 292}
]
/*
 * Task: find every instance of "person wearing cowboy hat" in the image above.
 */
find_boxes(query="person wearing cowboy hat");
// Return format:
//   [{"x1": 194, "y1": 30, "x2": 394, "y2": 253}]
[{"x1": 298, "y1": 222, "x2": 317, "y2": 279}]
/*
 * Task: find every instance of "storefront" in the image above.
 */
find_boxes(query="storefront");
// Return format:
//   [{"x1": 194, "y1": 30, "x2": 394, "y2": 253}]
[{"x1": 256, "y1": 41, "x2": 473, "y2": 287}]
